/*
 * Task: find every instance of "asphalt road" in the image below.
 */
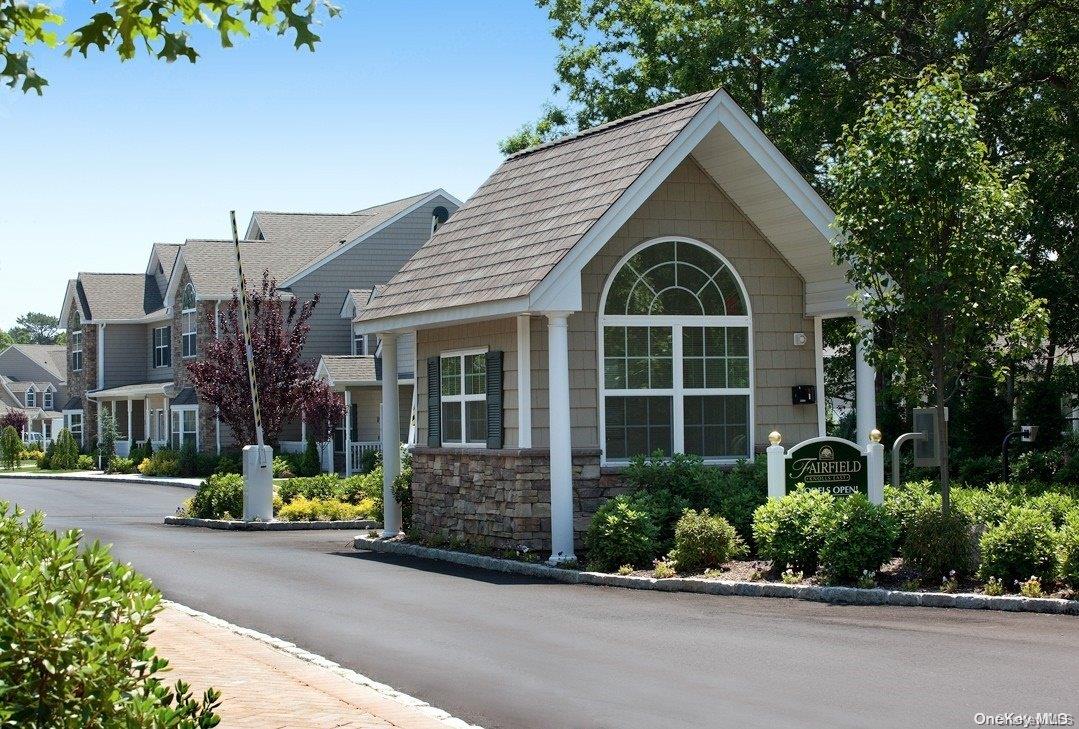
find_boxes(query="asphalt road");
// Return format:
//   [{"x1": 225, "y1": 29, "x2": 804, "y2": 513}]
[{"x1": 2, "y1": 477, "x2": 1077, "y2": 729}]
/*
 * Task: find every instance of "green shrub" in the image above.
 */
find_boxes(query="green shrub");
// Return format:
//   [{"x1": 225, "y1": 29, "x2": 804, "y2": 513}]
[
  {"x1": 277, "y1": 474, "x2": 341, "y2": 504},
  {"x1": 669, "y1": 509, "x2": 746, "y2": 573},
  {"x1": 1027, "y1": 491, "x2": 1076, "y2": 528},
  {"x1": 107, "y1": 456, "x2": 136, "y2": 474},
  {"x1": 51, "y1": 427, "x2": 80, "y2": 470},
  {"x1": 215, "y1": 453, "x2": 242, "y2": 475},
  {"x1": 704, "y1": 455, "x2": 767, "y2": 546},
  {"x1": 77, "y1": 454, "x2": 95, "y2": 470},
  {"x1": 359, "y1": 448, "x2": 381, "y2": 475},
  {"x1": 884, "y1": 481, "x2": 940, "y2": 542},
  {"x1": 296, "y1": 434, "x2": 322, "y2": 476},
  {"x1": 953, "y1": 484, "x2": 1014, "y2": 526},
  {"x1": 276, "y1": 496, "x2": 375, "y2": 522},
  {"x1": 752, "y1": 486, "x2": 834, "y2": 573},
  {"x1": 178, "y1": 442, "x2": 199, "y2": 478},
  {"x1": 584, "y1": 493, "x2": 659, "y2": 571},
  {"x1": 271, "y1": 456, "x2": 293, "y2": 478},
  {"x1": 339, "y1": 470, "x2": 383, "y2": 505},
  {"x1": 0, "y1": 502, "x2": 221, "y2": 725},
  {"x1": 1057, "y1": 510, "x2": 1079, "y2": 589},
  {"x1": 0, "y1": 426, "x2": 20, "y2": 470},
  {"x1": 139, "y1": 449, "x2": 180, "y2": 477},
  {"x1": 901, "y1": 504, "x2": 976, "y2": 580},
  {"x1": 42, "y1": 438, "x2": 57, "y2": 470},
  {"x1": 978, "y1": 506, "x2": 1058, "y2": 586},
  {"x1": 957, "y1": 455, "x2": 1004, "y2": 488},
  {"x1": 624, "y1": 451, "x2": 711, "y2": 507},
  {"x1": 819, "y1": 494, "x2": 898, "y2": 584},
  {"x1": 188, "y1": 473, "x2": 245, "y2": 520},
  {"x1": 634, "y1": 487, "x2": 690, "y2": 554}
]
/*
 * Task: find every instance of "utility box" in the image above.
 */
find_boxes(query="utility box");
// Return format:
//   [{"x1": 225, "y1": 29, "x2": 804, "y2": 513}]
[
  {"x1": 792, "y1": 385, "x2": 816, "y2": 405},
  {"x1": 912, "y1": 407, "x2": 948, "y2": 467}
]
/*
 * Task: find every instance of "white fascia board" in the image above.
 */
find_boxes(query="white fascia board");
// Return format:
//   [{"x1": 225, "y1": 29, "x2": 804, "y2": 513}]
[
  {"x1": 354, "y1": 296, "x2": 531, "y2": 336},
  {"x1": 280, "y1": 190, "x2": 460, "y2": 289},
  {"x1": 339, "y1": 294, "x2": 356, "y2": 320},
  {"x1": 162, "y1": 249, "x2": 188, "y2": 309},
  {"x1": 528, "y1": 92, "x2": 726, "y2": 312}
]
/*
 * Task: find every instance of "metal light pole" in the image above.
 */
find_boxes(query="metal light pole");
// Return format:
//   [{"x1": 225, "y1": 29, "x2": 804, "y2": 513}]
[{"x1": 231, "y1": 211, "x2": 273, "y2": 520}]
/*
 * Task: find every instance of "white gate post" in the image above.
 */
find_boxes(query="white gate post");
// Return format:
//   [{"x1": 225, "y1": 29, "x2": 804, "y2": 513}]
[
  {"x1": 867, "y1": 428, "x2": 884, "y2": 505},
  {"x1": 767, "y1": 431, "x2": 786, "y2": 500}
]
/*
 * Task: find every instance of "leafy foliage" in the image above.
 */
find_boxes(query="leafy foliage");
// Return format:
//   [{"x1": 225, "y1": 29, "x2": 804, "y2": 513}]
[
  {"x1": 0, "y1": 426, "x2": 20, "y2": 469},
  {"x1": 901, "y1": 504, "x2": 976, "y2": 580},
  {"x1": 301, "y1": 380, "x2": 345, "y2": 444},
  {"x1": 752, "y1": 485, "x2": 834, "y2": 573},
  {"x1": 186, "y1": 270, "x2": 320, "y2": 448},
  {"x1": 276, "y1": 496, "x2": 374, "y2": 522},
  {"x1": 0, "y1": 410, "x2": 28, "y2": 434},
  {"x1": 3, "y1": 0, "x2": 340, "y2": 94},
  {"x1": 98, "y1": 407, "x2": 117, "y2": 464},
  {"x1": 0, "y1": 502, "x2": 221, "y2": 726},
  {"x1": 188, "y1": 473, "x2": 245, "y2": 520},
  {"x1": 978, "y1": 506, "x2": 1058, "y2": 585},
  {"x1": 107, "y1": 456, "x2": 136, "y2": 474},
  {"x1": 669, "y1": 509, "x2": 745, "y2": 573},
  {"x1": 884, "y1": 481, "x2": 940, "y2": 545},
  {"x1": 139, "y1": 449, "x2": 180, "y2": 477},
  {"x1": 1058, "y1": 510, "x2": 1079, "y2": 590},
  {"x1": 819, "y1": 494, "x2": 898, "y2": 584},
  {"x1": 584, "y1": 493, "x2": 659, "y2": 572}
]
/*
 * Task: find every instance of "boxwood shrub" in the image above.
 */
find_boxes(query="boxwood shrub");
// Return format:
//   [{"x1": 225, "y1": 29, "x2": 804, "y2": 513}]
[
  {"x1": 978, "y1": 506, "x2": 1058, "y2": 586},
  {"x1": 0, "y1": 502, "x2": 221, "y2": 725},
  {"x1": 752, "y1": 485, "x2": 834, "y2": 573},
  {"x1": 901, "y1": 504, "x2": 976, "y2": 580},
  {"x1": 670, "y1": 509, "x2": 746, "y2": 573},
  {"x1": 819, "y1": 493, "x2": 898, "y2": 584},
  {"x1": 584, "y1": 493, "x2": 658, "y2": 572}
]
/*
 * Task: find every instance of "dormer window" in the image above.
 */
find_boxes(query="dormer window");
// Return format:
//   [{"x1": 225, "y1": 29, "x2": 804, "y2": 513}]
[
  {"x1": 431, "y1": 206, "x2": 449, "y2": 235},
  {"x1": 181, "y1": 284, "x2": 197, "y2": 358},
  {"x1": 353, "y1": 331, "x2": 366, "y2": 356},
  {"x1": 43, "y1": 390, "x2": 53, "y2": 410},
  {"x1": 25, "y1": 386, "x2": 36, "y2": 408}
]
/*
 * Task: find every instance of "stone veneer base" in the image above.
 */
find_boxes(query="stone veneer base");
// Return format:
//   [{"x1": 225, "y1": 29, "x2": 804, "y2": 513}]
[
  {"x1": 409, "y1": 446, "x2": 624, "y2": 552},
  {"x1": 354, "y1": 536, "x2": 1079, "y2": 616},
  {"x1": 165, "y1": 516, "x2": 380, "y2": 531}
]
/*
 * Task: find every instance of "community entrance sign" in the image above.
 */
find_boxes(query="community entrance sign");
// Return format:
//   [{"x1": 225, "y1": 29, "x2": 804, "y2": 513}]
[
  {"x1": 784, "y1": 437, "x2": 867, "y2": 496},
  {"x1": 766, "y1": 431, "x2": 885, "y2": 505}
]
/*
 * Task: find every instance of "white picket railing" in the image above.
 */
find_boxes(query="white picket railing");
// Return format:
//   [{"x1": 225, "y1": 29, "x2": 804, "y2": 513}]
[{"x1": 349, "y1": 441, "x2": 381, "y2": 471}]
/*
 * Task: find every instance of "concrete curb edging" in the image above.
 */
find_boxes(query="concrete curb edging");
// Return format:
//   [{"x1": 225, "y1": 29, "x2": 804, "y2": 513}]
[
  {"x1": 163, "y1": 600, "x2": 481, "y2": 729},
  {"x1": 353, "y1": 536, "x2": 1079, "y2": 616},
  {"x1": 0, "y1": 471, "x2": 200, "y2": 489},
  {"x1": 165, "y1": 516, "x2": 381, "y2": 531}
]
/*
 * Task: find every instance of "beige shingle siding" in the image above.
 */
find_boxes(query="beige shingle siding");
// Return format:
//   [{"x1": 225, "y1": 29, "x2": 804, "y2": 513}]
[
  {"x1": 289, "y1": 196, "x2": 458, "y2": 362},
  {"x1": 415, "y1": 157, "x2": 818, "y2": 452},
  {"x1": 361, "y1": 92, "x2": 716, "y2": 322}
]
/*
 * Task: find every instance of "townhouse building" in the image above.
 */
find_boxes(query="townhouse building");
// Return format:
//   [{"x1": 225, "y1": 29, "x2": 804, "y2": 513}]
[
  {"x1": 60, "y1": 190, "x2": 459, "y2": 462},
  {"x1": 0, "y1": 344, "x2": 68, "y2": 444}
]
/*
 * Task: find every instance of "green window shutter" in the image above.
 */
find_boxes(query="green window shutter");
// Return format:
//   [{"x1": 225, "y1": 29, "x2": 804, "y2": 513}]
[
  {"x1": 427, "y1": 356, "x2": 441, "y2": 447},
  {"x1": 485, "y1": 350, "x2": 504, "y2": 449}
]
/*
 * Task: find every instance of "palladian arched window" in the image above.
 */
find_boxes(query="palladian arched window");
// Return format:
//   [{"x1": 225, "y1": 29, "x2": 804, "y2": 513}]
[{"x1": 599, "y1": 238, "x2": 752, "y2": 463}]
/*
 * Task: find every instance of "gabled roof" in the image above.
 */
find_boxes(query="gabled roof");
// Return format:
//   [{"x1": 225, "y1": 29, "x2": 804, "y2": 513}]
[
  {"x1": 150, "y1": 243, "x2": 181, "y2": 276},
  {"x1": 358, "y1": 89, "x2": 851, "y2": 331},
  {"x1": 316, "y1": 355, "x2": 379, "y2": 387},
  {"x1": 70, "y1": 273, "x2": 167, "y2": 322},
  {"x1": 340, "y1": 289, "x2": 374, "y2": 320},
  {"x1": 0, "y1": 344, "x2": 66, "y2": 382}
]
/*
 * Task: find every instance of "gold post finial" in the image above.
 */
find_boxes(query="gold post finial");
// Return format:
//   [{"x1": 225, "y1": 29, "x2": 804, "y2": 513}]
[
  {"x1": 768, "y1": 431, "x2": 782, "y2": 446},
  {"x1": 869, "y1": 428, "x2": 882, "y2": 443}
]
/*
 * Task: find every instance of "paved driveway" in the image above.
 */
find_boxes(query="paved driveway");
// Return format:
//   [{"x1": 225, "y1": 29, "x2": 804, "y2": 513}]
[{"x1": 2, "y1": 477, "x2": 1076, "y2": 729}]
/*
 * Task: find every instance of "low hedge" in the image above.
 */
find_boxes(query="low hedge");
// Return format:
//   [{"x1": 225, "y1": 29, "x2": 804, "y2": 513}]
[
  {"x1": 819, "y1": 494, "x2": 897, "y2": 584},
  {"x1": 187, "y1": 474, "x2": 245, "y2": 520},
  {"x1": 978, "y1": 506, "x2": 1059, "y2": 586},
  {"x1": 752, "y1": 485, "x2": 834, "y2": 574},
  {"x1": 584, "y1": 493, "x2": 658, "y2": 572},
  {"x1": 276, "y1": 496, "x2": 375, "y2": 522},
  {"x1": 670, "y1": 509, "x2": 745, "y2": 573}
]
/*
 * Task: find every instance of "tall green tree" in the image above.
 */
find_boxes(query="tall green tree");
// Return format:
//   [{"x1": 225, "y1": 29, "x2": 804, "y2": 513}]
[
  {"x1": 826, "y1": 69, "x2": 1042, "y2": 510},
  {"x1": 516, "y1": 0, "x2": 1078, "y2": 375},
  {"x1": 8, "y1": 311, "x2": 60, "y2": 344},
  {"x1": 3, "y1": 0, "x2": 340, "y2": 94}
]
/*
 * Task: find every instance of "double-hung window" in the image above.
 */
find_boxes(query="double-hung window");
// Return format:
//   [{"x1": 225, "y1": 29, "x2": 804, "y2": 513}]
[
  {"x1": 43, "y1": 390, "x2": 53, "y2": 410},
  {"x1": 71, "y1": 330, "x2": 83, "y2": 372},
  {"x1": 352, "y1": 332, "x2": 366, "y2": 355},
  {"x1": 67, "y1": 412, "x2": 82, "y2": 443},
  {"x1": 25, "y1": 388, "x2": 35, "y2": 408},
  {"x1": 153, "y1": 326, "x2": 172, "y2": 368},
  {"x1": 181, "y1": 284, "x2": 197, "y2": 358},
  {"x1": 599, "y1": 239, "x2": 753, "y2": 464},
  {"x1": 439, "y1": 350, "x2": 487, "y2": 445}
]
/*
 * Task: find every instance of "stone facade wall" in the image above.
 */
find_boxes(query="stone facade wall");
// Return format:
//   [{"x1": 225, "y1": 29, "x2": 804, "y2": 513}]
[
  {"x1": 171, "y1": 272, "x2": 219, "y2": 452},
  {"x1": 410, "y1": 447, "x2": 627, "y2": 552}
]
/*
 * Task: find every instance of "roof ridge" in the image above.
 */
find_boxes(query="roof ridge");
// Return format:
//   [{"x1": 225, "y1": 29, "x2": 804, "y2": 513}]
[
  {"x1": 253, "y1": 210, "x2": 370, "y2": 217},
  {"x1": 349, "y1": 189, "x2": 437, "y2": 215},
  {"x1": 78, "y1": 271, "x2": 151, "y2": 276},
  {"x1": 506, "y1": 89, "x2": 718, "y2": 161}
]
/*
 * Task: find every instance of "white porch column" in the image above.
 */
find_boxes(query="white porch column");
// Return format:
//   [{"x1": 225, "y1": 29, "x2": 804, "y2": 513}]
[
  {"x1": 344, "y1": 389, "x2": 353, "y2": 476},
  {"x1": 380, "y1": 332, "x2": 402, "y2": 537},
  {"x1": 126, "y1": 398, "x2": 133, "y2": 445},
  {"x1": 144, "y1": 400, "x2": 150, "y2": 445},
  {"x1": 546, "y1": 312, "x2": 575, "y2": 563},
  {"x1": 96, "y1": 323, "x2": 106, "y2": 390},
  {"x1": 855, "y1": 315, "x2": 877, "y2": 445},
  {"x1": 813, "y1": 315, "x2": 826, "y2": 437},
  {"x1": 517, "y1": 314, "x2": 533, "y2": 448}
]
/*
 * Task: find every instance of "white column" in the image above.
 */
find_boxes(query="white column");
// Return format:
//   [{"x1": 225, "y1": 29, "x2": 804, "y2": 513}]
[
  {"x1": 380, "y1": 332, "x2": 402, "y2": 537},
  {"x1": 767, "y1": 431, "x2": 785, "y2": 499},
  {"x1": 144, "y1": 400, "x2": 150, "y2": 445},
  {"x1": 126, "y1": 398, "x2": 133, "y2": 445},
  {"x1": 813, "y1": 316, "x2": 826, "y2": 437},
  {"x1": 546, "y1": 312, "x2": 575, "y2": 563},
  {"x1": 516, "y1": 314, "x2": 532, "y2": 448},
  {"x1": 854, "y1": 316, "x2": 876, "y2": 446},
  {"x1": 96, "y1": 323, "x2": 106, "y2": 390},
  {"x1": 344, "y1": 389, "x2": 353, "y2": 476}
]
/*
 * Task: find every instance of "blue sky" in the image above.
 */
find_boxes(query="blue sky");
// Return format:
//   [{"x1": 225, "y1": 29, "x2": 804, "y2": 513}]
[{"x1": 0, "y1": 1, "x2": 564, "y2": 328}]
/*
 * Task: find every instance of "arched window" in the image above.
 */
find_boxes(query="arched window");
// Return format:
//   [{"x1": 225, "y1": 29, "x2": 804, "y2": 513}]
[
  {"x1": 181, "y1": 283, "x2": 197, "y2": 358},
  {"x1": 599, "y1": 238, "x2": 752, "y2": 463},
  {"x1": 25, "y1": 386, "x2": 36, "y2": 408}
]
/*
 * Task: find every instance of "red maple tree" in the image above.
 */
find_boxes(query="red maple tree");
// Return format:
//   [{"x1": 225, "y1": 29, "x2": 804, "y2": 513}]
[
  {"x1": 301, "y1": 380, "x2": 346, "y2": 444},
  {"x1": 0, "y1": 410, "x2": 28, "y2": 434},
  {"x1": 187, "y1": 270, "x2": 320, "y2": 448}
]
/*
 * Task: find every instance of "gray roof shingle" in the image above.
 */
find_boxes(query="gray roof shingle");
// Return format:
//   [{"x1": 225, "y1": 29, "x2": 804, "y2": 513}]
[
  {"x1": 319, "y1": 355, "x2": 378, "y2": 384},
  {"x1": 76, "y1": 273, "x2": 165, "y2": 321},
  {"x1": 358, "y1": 92, "x2": 717, "y2": 322}
]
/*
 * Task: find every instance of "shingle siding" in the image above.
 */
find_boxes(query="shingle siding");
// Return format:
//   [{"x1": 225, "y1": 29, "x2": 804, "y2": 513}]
[{"x1": 103, "y1": 324, "x2": 149, "y2": 388}]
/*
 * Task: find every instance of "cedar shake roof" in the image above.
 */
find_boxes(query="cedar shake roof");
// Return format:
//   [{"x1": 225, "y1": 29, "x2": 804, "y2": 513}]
[
  {"x1": 358, "y1": 90, "x2": 718, "y2": 322},
  {"x1": 318, "y1": 355, "x2": 378, "y2": 385},
  {"x1": 75, "y1": 273, "x2": 165, "y2": 321}
]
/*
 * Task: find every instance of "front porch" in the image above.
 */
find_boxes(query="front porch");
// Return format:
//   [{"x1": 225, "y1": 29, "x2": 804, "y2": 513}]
[{"x1": 88, "y1": 383, "x2": 201, "y2": 456}]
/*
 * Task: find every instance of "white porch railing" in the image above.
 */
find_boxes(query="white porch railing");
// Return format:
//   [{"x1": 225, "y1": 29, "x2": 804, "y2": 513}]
[{"x1": 349, "y1": 441, "x2": 381, "y2": 471}]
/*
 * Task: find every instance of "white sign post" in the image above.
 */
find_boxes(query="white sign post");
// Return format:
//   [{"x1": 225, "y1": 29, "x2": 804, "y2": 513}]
[{"x1": 766, "y1": 429, "x2": 885, "y2": 505}]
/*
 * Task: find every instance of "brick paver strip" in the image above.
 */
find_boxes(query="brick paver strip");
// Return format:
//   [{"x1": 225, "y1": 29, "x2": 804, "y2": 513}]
[{"x1": 151, "y1": 605, "x2": 472, "y2": 728}]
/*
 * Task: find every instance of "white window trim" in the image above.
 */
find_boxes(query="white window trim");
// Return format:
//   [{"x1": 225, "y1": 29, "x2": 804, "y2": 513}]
[
  {"x1": 153, "y1": 325, "x2": 171, "y2": 368},
  {"x1": 181, "y1": 284, "x2": 197, "y2": 358},
  {"x1": 170, "y1": 405, "x2": 199, "y2": 450},
  {"x1": 25, "y1": 386, "x2": 36, "y2": 408},
  {"x1": 43, "y1": 389, "x2": 53, "y2": 410},
  {"x1": 71, "y1": 330, "x2": 83, "y2": 372},
  {"x1": 597, "y1": 237, "x2": 755, "y2": 466},
  {"x1": 439, "y1": 346, "x2": 489, "y2": 448}
]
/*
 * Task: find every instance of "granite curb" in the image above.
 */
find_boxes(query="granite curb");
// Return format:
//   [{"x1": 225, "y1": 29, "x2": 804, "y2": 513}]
[
  {"x1": 353, "y1": 536, "x2": 1079, "y2": 616},
  {"x1": 165, "y1": 516, "x2": 381, "y2": 531}
]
